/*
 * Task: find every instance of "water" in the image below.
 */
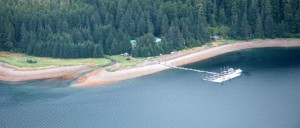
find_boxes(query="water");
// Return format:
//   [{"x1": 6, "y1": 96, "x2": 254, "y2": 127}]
[{"x1": 1, "y1": 48, "x2": 300, "y2": 128}]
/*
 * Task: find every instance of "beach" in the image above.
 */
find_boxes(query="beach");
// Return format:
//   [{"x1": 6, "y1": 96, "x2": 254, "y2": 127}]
[
  {"x1": 1, "y1": 39, "x2": 300, "y2": 86},
  {"x1": 0, "y1": 63, "x2": 93, "y2": 82},
  {"x1": 72, "y1": 39, "x2": 300, "y2": 87}
]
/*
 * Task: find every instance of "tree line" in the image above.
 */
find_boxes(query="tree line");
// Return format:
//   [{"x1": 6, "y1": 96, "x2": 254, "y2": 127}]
[{"x1": 0, "y1": 0, "x2": 299, "y2": 58}]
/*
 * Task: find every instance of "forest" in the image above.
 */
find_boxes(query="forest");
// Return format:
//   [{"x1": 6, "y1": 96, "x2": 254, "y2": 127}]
[{"x1": 0, "y1": 0, "x2": 300, "y2": 58}]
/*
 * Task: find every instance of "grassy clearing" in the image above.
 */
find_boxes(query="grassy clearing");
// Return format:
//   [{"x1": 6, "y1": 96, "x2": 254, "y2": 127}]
[
  {"x1": 181, "y1": 39, "x2": 241, "y2": 52},
  {"x1": 0, "y1": 39, "x2": 242, "y2": 70},
  {"x1": 105, "y1": 55, "x2": 145, "y2": 67},
  {"x1": 105, "y1": 55, "x2": 146, "y2": 72},
  {"x1": 0, "y1": 52, "x2": 112, "y2": 70},
  {"x1": 212, "y1": 39, "x2": 241, "y2": 46}
]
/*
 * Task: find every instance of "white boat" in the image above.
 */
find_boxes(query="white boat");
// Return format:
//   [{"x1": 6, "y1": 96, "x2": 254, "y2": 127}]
[{"x1": 203, "y1": 68, "x2": 242, "y2": 83}]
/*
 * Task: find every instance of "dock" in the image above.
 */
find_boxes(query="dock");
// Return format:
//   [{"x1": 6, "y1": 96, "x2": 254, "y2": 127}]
[{"x1": 160, "y1": 63, "x2": 242, "y2": 83}]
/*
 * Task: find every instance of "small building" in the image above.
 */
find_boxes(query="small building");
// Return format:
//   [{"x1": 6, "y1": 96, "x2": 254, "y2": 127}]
[
  {"x1": 130, "y1": 37, "x2": 161, "y2": 47},
  {"x1": 154, "y1": 37, "x2": 161, "y2": 43},
  {"x1": 124, "y1": 52, "x2": 129, "y2": 56},
  {"x1": 130, "y1": 40, "x2": 137, "y2": 47},
  {"x1": 211, "y1": 35, "x2": 223, "y2": 41},
  {"x1": 121, "y1": 52, "x2": 129, "y2": 57}
]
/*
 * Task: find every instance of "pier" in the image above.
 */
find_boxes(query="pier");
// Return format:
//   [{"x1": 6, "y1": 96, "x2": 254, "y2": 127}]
[
  {"x1": 163, "y1": 64, "x2": 219, "y2": 75},
  {"x1": 160, "y1": 63, "x2": 242, "y2": 83}
]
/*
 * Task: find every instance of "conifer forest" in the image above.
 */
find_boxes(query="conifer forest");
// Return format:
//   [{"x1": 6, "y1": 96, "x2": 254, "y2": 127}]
[{"x1": 0, "y1": 0, "x2": 300, "y2": 58}]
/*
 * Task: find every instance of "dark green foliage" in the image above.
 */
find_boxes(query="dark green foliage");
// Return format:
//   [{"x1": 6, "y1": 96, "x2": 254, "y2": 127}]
[
  {"x1": 0, "y1": 0, "x2": 299, "y2": 58},
  {"x1": 277, "y1": 21, "x2": 286, "y2": 37},
  {"x1": 295, "y1": 6, "x2": 300, "y2": 33},
  {"x1": 254, "y1": 14, "x2": 264, "y2": 38},
  {"x1": 248, "y1": 0, "x2": 258, "y2": 32},
  {"x1": 166, "y1": 23, "x2": 184, "y2": 50},
  {"x1": 240, "y1": 11, "x2": 252, "y2": 39},
  {"x1": 26, "y1": 58, "x2": 37, "y2": 64},
  {"x1": 161, "y1": 14, "x2": 169, "y2": 36},
  {"x1": 93, "y1": 44, "x2": 104, "y2": 58},
  {"x1": 230, "y1": 14, "x2": 239, "y2": 39},
  {"x1": 283, "y1": 1, "x2": 294, "y2": 33},
  {"x1": 133, "y1": 34, "x2": 159, "y2": 57},
  {"x1": 264, "y1": 14, "x2": 276, "y2": 38}
]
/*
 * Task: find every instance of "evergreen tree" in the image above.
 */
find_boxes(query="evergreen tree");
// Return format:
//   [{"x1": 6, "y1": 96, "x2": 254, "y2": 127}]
[
  {"x1": 161, "y1": 14, "x2": 169, "y2": 36},
  {"x1": 240, "y1": 11, "x2": 252, "y2": 39},
  {"x1": 0, "y1": 0, "x2": 299, "y2": 58},
  {"x1": 230, "y1": 14, "x2": 239, "y2": 38},
  {"x1": 93, "y1": 44, "x2": 104, "y2": 57},
  {"x1": 248, "y1": 0, "x2": 258, "y2": 30},
  {"x1": 218, "y1": 8, "x2": 226, "y2": 25},
  {"x1": 147, "y1": 19, "x2": 154, "y2": 34},
  {"x1": 276, "y1": 21, "x2": 286, "y2": 37},
  {"x1": 137, "y1": 13, "x2": 146, "y2": 36},
  {"x1": 295, "y1": 6, "x2": 300, "y2": 33},
  {"x1": 111, "y1": 39, "x2": 119, "y2": 55},
  {"x1": 121, "y1": 34, "x2": 132, "y2": 53},
  {"x1": 254, "y1": 13, "x2": 264, "y2": 38},
  {"x1": 5, "y1": 23, "x2": 15, "y2": 50},
  {"x1": 119, "y1": 11, "x2": 132, "y2": 33},
  {"x1": 105, "y1": 32, "x2": 114, "y2": 55},
  {"x1": 206, "y1": 0, "x2": 217, "y2": 26},
  {"x1": 284, "y1": 1, "x2": 294, "y2": 33},
  {"x1": 167, "y1": 23, "x2": 184, "y2": 50},
  {"x1": 254, "y1": 14, "x2": 264, "y2": 38},
  {"x1": 264, "y1": 14, "x2": 275, "y2": 38}
]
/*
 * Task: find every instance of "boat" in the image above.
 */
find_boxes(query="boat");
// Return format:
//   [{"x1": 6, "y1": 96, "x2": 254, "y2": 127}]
[{"x1": 203, "y1": 68, "x2": 242, "y2": 83}]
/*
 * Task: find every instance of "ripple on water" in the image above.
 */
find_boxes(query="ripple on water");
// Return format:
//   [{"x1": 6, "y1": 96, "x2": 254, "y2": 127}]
[{"x1": 1, "y1": 48, "x2": 300, "y2": 128}]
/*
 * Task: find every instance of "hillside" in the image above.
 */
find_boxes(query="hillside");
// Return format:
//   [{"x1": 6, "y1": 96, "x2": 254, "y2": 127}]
[{"x1": 0, "y1": 0, "x2": 299, "y2": 58}]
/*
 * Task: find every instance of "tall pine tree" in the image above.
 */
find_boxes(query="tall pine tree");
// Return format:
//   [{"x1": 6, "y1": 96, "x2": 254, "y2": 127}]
[
  {"x1": 254, "y1": 13, "x2": 264, "y2": 38},
  {"x1": 240, "y1": 11, "x2": 252, "y2": 39}
]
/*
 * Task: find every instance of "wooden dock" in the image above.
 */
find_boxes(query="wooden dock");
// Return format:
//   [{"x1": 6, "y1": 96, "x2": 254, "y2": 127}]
[
  {"x1": 160, "y1": 63, "x2": 242, "y2": 83},
  {"x1": 164, "y1": 65, "x2": 219, "y2": 75}
]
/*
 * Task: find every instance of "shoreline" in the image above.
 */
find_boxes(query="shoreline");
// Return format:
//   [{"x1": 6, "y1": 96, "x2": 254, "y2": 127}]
[
  {"x1": 0, "y1": 39, "x2": 299, "y2": 86},
  {"x1": 0, "y1": 62, "x2": 94, "y2": 82},
  {"x1": 72, "y1": 39, "x2": 300, "y2": 87}
]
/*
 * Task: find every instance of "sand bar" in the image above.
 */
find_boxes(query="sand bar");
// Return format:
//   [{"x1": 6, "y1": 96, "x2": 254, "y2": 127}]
[{"x1": 0, "y1": 63, "x2": 93, "y2": 82}]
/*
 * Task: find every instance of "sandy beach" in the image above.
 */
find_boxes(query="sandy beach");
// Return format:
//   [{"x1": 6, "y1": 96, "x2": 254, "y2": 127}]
[
  {"x1": 72, "y1": 39, "x2": 300, "y2": 87},
  {"x1": 1, "y1": 39, "x2": 299, "y2": 86},
  {"x1": 0, "y1": 63, "x2": 93, "y2": 82}
]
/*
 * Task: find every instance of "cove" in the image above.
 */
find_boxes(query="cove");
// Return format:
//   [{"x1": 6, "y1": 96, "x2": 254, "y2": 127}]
[{"x1": 1, "y1": 48, "x2": 300, "y2": 128}]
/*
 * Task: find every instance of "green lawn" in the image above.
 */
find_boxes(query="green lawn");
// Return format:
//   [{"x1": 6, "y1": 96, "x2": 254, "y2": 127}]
[
  {"x1": 105, "y1": 55, "x2": 146, "y2": 72},
  {"x1": 0, "y1": 40, "x2": 242, "y2": 70},
  {"x1": 181, "y1": 39, "x2": 241, "y2": 51},
  {"x1": 105, "y1": 55, "x2": 145, "y2": 67},
  {"x1": 0, "y1": 52, "x2": 112, "y2": 70},
  {"x1": 212, "y1": 39, "x2": 241, "y2": 46}
]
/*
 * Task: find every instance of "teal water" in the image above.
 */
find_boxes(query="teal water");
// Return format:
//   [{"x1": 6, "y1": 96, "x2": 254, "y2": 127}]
[{"x1": 1, "y1": 48, "x2": 300, "y2": 128}]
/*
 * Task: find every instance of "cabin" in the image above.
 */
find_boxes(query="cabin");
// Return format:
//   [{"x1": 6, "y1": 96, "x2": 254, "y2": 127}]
[
  {"x1": 124, "y1": 52, "x2": 129, "y2": 56},
  {"x1": 130, "y1": 40, "x2": 137, "y2": 47},
  {"x1": 211, "y1": 35, "x2": 223, "y2": 41},
  {"x1": 130, "y1": 37, "x2": 161, "y2": 47},
  {"x1": 154, "y1": 37, "x2": 162, "y2": 43},
  {"x1": 121, "y1": 52, "x2": 129, "y2": 56}
]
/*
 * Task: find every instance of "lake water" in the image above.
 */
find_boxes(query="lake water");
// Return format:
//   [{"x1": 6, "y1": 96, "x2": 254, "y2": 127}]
[{"x1": 1, "y1": 48, "x2": 300, "y2": 128}]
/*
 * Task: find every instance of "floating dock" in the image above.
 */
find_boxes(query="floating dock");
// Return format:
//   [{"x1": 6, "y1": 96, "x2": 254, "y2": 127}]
[
  {"x1": 161, "y1": 63, "x2": 242, "y2": 83},
  {"x1": 203, "y1": 68, "x2": 242, "y2": 83}
]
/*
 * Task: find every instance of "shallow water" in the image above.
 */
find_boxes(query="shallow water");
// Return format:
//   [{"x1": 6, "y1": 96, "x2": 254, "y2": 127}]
[{"x1": 1, "y1": 48, "x2": 300, "y2": 128}]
